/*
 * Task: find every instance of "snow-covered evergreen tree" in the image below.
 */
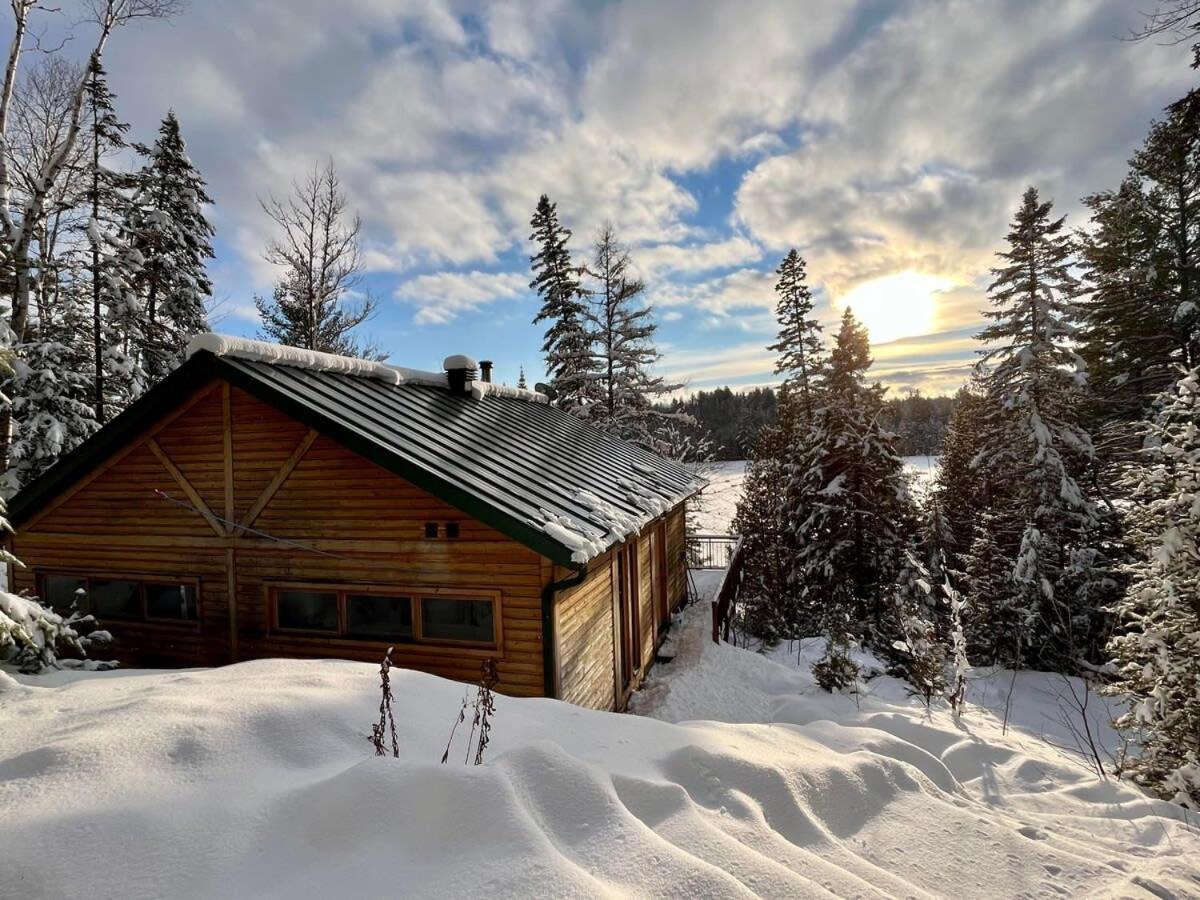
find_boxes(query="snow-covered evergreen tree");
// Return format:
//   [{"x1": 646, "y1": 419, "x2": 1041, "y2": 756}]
[
  {"x1": 123, "y1": 111, "x2": 213, "y2": 381},
  {"x1": 883, "y1": 552, "x2": 946, "y2": 706},
  {"x1": 1107, "y1": 367, "x2": 1200, "y2": 808},
  {"x1": 785, "y1": 308, "x2": 914, "y2": 647},
  {"x1": 529, "y1": 194, "x2": 596, "y2": 416},
  {"x1": 731, "y1": 414, "x2": 793, "y2": 645},
  {"x1": 254, "y1": 160, "x2": 380, "y2": 359},
  {"x1": 973, "y1": 187, "x2": 1107, "y2": 670},
  {"x1": 931, "y1": 381, "x2": 989, "y2": 573},
  {"x1": 82, "y1": 57, "x2": 131, "y2": 423},
  {"x1": 9, "y1": 310, "x2": 99, "y2": 489}
]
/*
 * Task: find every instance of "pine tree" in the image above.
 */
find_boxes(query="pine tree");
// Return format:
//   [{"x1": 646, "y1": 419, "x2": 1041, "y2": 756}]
[
  {"x1": 254, "y1": 160, "x2": 380, "y2": 359},
  {"x1": 767, "y1": 249, "x2": 823, "y2": 422},
  {"x1": 883, "y1": 552, "x2": 946, "y2": 706},
  {"x1": 785, "y1": 309, "x2": 914, "y2": 650},
  {"x1": 517, "y1": 366, "x2": 527, "y2": 390},
  {"x1": 1107, "y1": 368, "x2": 1200, "y2": 808},
  {"x1": 732, "y1": 417, "x2": 793, "y2": 645},
  {"x1": 9, "y1": 301, "x2": 98, "y2": 489},
  {"x1": 529, "y1": 195, "x2": 596, "y2": 415},
  {"x1": 123, "y1": 111, "x2": 213, "y2": 381},
  {"x1": 81, "y1": 57, "x2": 133, "y2": 423},
  {"x1": 931, "y1": 381, "x2": 989, "y2": 573},
  {"x1": 586, "y1": 223, "x2": 680, "y2": 450},
  {"x1": 973, "y1": 187, "x2": 1106, "y2": 670}
]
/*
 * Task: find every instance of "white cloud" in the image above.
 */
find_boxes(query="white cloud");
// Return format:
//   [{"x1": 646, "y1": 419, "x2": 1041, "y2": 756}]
[
  {"x1": 637, "y1": 236, "x2": 762, "y2": 277},
  {"x1": 395, "y1": 270, "x2": 528, "y2": 324}
]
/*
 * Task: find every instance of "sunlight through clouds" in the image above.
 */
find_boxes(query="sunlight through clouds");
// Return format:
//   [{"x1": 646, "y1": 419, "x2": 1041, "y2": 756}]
[{"x1": 835, "y1": 271, "x2": 955, "y2": 345}]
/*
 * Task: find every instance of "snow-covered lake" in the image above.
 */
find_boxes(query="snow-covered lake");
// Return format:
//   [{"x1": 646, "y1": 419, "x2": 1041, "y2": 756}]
[{"x1": 692, "y1": 456, "x2": 941, "y2": 535}]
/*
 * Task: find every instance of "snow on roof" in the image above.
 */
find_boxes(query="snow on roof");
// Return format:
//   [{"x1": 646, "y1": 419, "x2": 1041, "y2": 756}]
[
  {"x1": 187, "y1": 333, "x2": 548, "y2": 402},
  {"x1": 187, "y1": 334, "x2": 402, "y2": 385}
]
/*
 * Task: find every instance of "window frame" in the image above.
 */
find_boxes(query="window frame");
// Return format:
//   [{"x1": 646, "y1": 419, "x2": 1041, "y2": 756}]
[
  {"x1": 34, "y1": 570, "x2": 203, "y2": 629},
  {"x1": 266, "y1": 582, "x2": 502, "y2": 651}
]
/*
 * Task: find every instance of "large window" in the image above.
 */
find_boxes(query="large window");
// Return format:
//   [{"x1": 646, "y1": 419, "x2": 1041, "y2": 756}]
[
  {"x1": 37, "y1": 572, "x2": 200, "y2": 624},
  {"x1": 270, "y1": 584, "x2": 498, "y2": 647}
]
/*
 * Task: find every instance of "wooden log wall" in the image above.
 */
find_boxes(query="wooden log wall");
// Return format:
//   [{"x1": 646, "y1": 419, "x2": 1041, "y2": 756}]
[{"x1": 11, "y1": 383, "x2": 547, "y2": 697}]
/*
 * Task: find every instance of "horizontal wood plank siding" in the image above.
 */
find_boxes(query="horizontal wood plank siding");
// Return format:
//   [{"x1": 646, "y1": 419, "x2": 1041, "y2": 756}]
[
  {"x1": 12, "y1": 386, "x2": 545, "y2": 698},
  {"x1": 555, "y1": 551, "x2": 616, "y2": 711}
]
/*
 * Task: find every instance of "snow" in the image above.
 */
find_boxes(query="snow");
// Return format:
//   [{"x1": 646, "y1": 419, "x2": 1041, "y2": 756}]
[
  {"x1": 690, "y1": 460, "x2": 746, "y2": 534},
  {"x1": 469, "y1": 380, "x2": 548, "y2": 404},
  {"x1": 3, "y1": 597, "x2": 1195, "y2": 899},
  {"x1": 189, "y1": 333, "x2": 549, "y2": 404},
  {"x1": 188, "y1": 333, "x2": 402, "y2": 384}
]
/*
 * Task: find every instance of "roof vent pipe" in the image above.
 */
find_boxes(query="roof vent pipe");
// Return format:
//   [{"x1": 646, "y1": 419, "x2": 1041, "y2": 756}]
[
  {"x1": 443, "y1": 354, "x2": 479, "y2": 395},
  {"x1": 479, "y1": 360, "x2": 493, "y2": 383}
]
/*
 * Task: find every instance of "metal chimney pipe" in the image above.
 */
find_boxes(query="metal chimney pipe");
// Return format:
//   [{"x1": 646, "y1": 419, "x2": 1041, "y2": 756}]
[{"x1": 479, "y1": 360, "x2": 493, "y2": 383}]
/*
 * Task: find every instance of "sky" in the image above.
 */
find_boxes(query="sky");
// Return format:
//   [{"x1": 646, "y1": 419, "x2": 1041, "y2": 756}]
[{"x1": 29, "y1": 0, "x2": 1194, "y2": 395}]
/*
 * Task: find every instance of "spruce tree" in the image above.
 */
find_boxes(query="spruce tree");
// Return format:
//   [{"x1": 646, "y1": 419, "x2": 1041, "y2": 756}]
[
  {"x1": 124, "y1": 111, "x2": 213, "y2": 381},
  {"x1": 82, "y1": 57, "x2": 133, "y2": 422},
  {"x1": 973, "y1": 187, "x2": 1106, "y2": 669},
  {"x1": 767, "y1": 249, "x2": 823, "y2": 422},
  {"x1": 1107, "y1": 367, "x2": 1200, "y2": 807},
  {"x1": 931, "y1": 381, "x2": 989, "y2": 573},
  {"x1": 9, "y1": 298, "x2": 98, "y2": 489},
  {"x1": 785, "y1": 308, "x2": 914, "y2": 651},
  {"x1": 254, "y1": 161, "x2": 380, "y2": 359},
  {"x1": 529, "y1": 195, "x2": 596, "y2": 416}
]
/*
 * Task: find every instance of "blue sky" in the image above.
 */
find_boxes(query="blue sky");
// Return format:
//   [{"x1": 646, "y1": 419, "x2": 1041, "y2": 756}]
[{"x1": 50, "y1": 0, "x2": 1194, "y2": 394}]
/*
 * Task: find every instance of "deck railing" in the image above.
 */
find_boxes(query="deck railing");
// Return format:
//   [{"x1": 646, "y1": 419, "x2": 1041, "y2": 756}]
[
  {"x1": 687, "y1": 534, "x2": 740, "y2": 569},
  {"x1": 709, "y1": 535, "x2": 745, "y2": 644}
]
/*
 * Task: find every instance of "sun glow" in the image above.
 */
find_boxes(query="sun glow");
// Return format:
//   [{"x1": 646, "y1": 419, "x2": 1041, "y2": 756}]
[{"x1": 834, "y1": 271, "x2": 952, "y2": 345}]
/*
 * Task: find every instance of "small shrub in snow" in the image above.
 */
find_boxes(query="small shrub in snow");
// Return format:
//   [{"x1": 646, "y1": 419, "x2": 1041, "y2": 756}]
[
  {"x1": 370, "y1": 648, "x2": 399, "y2": 758},
  {"x1": 0, "y1": 591, "x2": 113, "y2": 674},
  {"x1": 812, "y1": 633, "x2": 859, "y2": 693},
  {"x1": 441, "y1": 658, "x2": 500, "y2": 765},
  {"x1": 883, "y1": 553, "x2": 946, "y2": 707},
  {"x1": 945, "y1": 581, "x2": 970, "y2": 715}
]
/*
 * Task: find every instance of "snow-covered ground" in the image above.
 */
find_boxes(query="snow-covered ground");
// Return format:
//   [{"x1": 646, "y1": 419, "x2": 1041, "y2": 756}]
[
  {"x1": 691, "y1": 459, "x2": 746, "y2": 534},
  {"x1": 691, "y1": 456, "x2": 940, "y2": 536},
  {"x1": 3, "y1": 582, "x2": 1196, "y2": 899}
]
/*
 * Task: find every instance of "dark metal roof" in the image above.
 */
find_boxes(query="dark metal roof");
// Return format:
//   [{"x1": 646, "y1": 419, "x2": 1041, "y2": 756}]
[{"x1": 9, "y1": 350, "x2": 703, "y2": 567}]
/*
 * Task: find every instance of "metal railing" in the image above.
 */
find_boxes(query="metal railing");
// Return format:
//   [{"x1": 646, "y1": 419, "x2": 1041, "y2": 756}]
[
  {"x1": 711, "y1": 535, "x2": 745, "y2": 644},
  {"x1": 687, "y1": 534, "x2": 740, "y2": 569}
]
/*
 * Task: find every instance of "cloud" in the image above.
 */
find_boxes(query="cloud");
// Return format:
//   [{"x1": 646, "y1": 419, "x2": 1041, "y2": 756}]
[
  {"x1": 395, "y1": 270, "x2": 528, "y2": 324},
  {"x1": 83, "y1": 0, "x2": 1196, "y2": 396},
  {"x1": 637, "y1": 236, "x2": 762, "y2": 277}
]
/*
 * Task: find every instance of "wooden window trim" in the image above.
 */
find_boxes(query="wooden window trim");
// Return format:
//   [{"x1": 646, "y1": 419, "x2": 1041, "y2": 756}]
[
  {"x1": 265, "y1": 581, "x2": 503, "y2": 651},
  {"x1": 35, "y1": 569, "x2": 203, "y2": 630}
]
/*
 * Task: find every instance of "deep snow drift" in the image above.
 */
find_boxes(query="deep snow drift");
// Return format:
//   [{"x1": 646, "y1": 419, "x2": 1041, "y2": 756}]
[{"x1": 3, "y1": 595, "x2": 1197, "y2": 899}]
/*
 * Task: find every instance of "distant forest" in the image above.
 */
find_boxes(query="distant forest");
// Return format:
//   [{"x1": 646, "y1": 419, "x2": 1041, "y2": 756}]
[{"x1": 661, "y1": 387, "x2": 955, "y2": 460}]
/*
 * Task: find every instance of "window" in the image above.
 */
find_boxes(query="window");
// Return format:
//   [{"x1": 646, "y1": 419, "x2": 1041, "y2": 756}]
[
  {"x1": 145, "y1": 583, "x2": 198, "y2": 621},
  {"x1": 421, "y1": 596, "x2": 492, "y2": 643},
  {"x1": 444, "y1": 522, "x2": 460, "y2": 539},
  {"x1": 276, "y1": 589, "x2": 338, "y2": 632},
  {"x1": 269, "y1": 585, "x2": 498, "y2": 646},
  {"x1": 90, "y1": 579, "x2": 140, "y2": 619},
  {"x1": 36, "y1": 572, "x2": 200, "y2": 624},
  {"x1": 424, "y1": 522, "x2": 439, "y2": 538},
  {"x1": 347, "y1": 594, "x2": 412, "y2": 640},
  {"x1": 43, "y1": 574, "x2": 87, "y2": 614}
]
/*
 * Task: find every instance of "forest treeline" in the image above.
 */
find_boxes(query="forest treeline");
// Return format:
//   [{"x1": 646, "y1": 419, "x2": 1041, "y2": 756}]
[{"x1": 656, "y1": 388, "x2": 954, "y2": 460}]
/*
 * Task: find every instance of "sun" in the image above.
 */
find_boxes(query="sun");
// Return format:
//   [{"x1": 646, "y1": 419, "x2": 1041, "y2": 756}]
[{"x1": 834, "y1": 271, "x2": 952, "y2": 345}]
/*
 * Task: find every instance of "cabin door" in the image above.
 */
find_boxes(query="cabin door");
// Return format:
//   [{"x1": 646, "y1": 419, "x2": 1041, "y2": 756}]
[
  {"x1": 652, "y1": 523, "x2": 669, "y2": 629},
  {"x1": 616, "y1": 542, "x2": 641, "y2": 696}
]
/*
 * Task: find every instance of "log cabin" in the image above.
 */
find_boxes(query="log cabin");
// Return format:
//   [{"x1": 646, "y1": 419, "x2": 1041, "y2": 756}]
[{"x1": 5, "y1": 335, "x2": 704, "y2": 711}]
